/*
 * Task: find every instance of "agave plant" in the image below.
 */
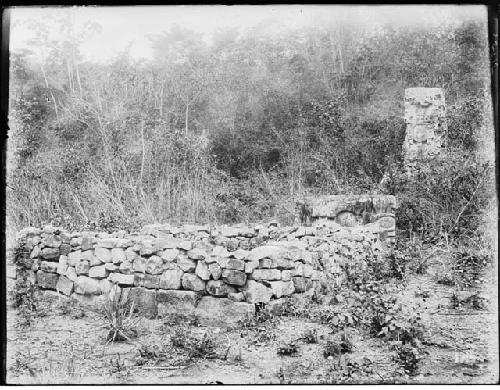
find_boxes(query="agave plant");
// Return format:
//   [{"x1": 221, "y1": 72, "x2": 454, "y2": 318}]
[{"x1": 101, "y1": 286, "x2": 140, "y2": 343}]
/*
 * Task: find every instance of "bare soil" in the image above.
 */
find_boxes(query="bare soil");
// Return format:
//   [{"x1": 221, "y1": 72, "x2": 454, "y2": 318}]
[{"x1": 6, "y1": 257, "x2": 498, "y2": 384}]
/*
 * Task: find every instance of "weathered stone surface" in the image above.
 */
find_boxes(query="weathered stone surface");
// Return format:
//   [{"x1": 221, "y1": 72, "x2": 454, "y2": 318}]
[
  {"x1": 303, "y1": 263, "x2": 314, "y2": 278},
  {"x1": 218, "y1": 258, "x2": 245, "y2": 271},
  {"x1": 81, "y1": 236, "x2": 94, "y2": 251},
  {"x1": 6, "y1": 265, "x2": 16, "y2": 279},
  {"x1": 228, "y1": 292, "x2": 245, "y2": 302},
  {"x1": 195, "y1": 261, "x2": 210, "y2": 281},
  {"x1": 293, "y1": 262, "x2": 304, "y2": 276},
  {"x1": 74, "y1": 276, "x2": 101, "y2": 295},
  {"x1": 157, "y1": 290, "x2": 198, "y2": 317},
  {"x1": 159, "y1": 269, "x2": 184, "y2": 290},
  {"x1": 139, "y1": 242, "x2": 155, "y2": 256},
  {"x1": 41, "y1": 247, "x2": 60, "y2": 260},
  {"x1": 128, "y1": 287, "x2": 157, "y2": 319},
  {"x1": 125, "y1": 247, "x2": 138, "y2": 262},
  {"x1": 66, "y1": 266, "x2": 78, "y2": 282},
  {"x1": 292, "y1": 276, "x2": 313, "y2": 293},
  {"x1": 133, "y1": 257, "x2": 147, "y2": 273},
  {"x1": 75, "y1": 260, "x2": 90, "y2": 275},
  {"x1": 60, "y1": 244, "x2": 71, "y2": 256},
  {"x1": 67, "y1": 250, "x2": 81, "y2": 266},
  {"x1": 37, "y1": 270, "x2": 58, "y2": 289},
  {"x1": 89, "y1": 265, "x2": 109, "y2": 279},
  {"x1": 43, "y1": 234, "x2": 62, "y2": 248},
  {"x1": 267, "y1": 298, "x2": 287, "y2": 316},
  {"x1": 225, "y1": 239, "x2": 239, "y2": 252},
  {"x1": 242, "y1": 280, "x2": 273, "y2": 304},
  {"x1": 111, "y1": 248, "x2": 126, "y2": 264},
  {"x1": 206, "y1": 280, "x2": 237, "y2": 297},
  {"x1": 176, "y1": 255, "x2": 196, "y2": 272},
  {"x1": 245, "y1": 260, "x2": 259, "y2": 274},
  {"x1": 96, "y1": 237, "x2": 119, "y2": 248},
  {"x1": 220, "y1": 226, "x2": 240, "y2": 237},
  {"x1": 57, "y1": 255, "x2": 68, "y2": 275},
  {"x1": 70, "y1": 236, "x2": 82, "y2": 247},
  {"x1": 232, "y1": 249, "x2": 250, "y2": 260},
  {"x1": 182, "y1": 273, "x2": 206, "y2": 292},
  {"x1": 222, "y1": 269, "x2": 247, "y2": 286},
  {"x1": 161, "y1": 248, "x2": 179, "y2": 262},
  {"x1": 105, "y1": 263, "x2": 118, "y2": 272},
  {"x1": 194, "y1": 297, "x2": 255, "y2": 327},
  {"x1": 108, "y1": 272, "x2": 135, "y2": 285},
  {"x1": 134, "y1": 273, "x2": 160, "y2": 289},
  {"x1": 95, "y1": 247, "x2": 112, "y2": 263},
  {"x1": 187, "y1": 248, "x2": 206, "y2": 260},
  {"x1": 40, "y1": 261, "x2": 58, "y2": 273},
  {"x1": 247, "y1": 245, "x2": 286, "y2": 261},
  {"x1": 251, "y1": 269, "x2": 281, "y2": 281},
  {"x1": 146, "y1": 255, "x2": 164, "y2": 275},
  {"x1": 56, "y1": 275, "x2": 74, "y2": 296},
  {"x1": 276, "y1": 258, "x2": 295, "y2": 270},
  {"x1": 281, "y1": 270, "x2": 293, "y2": 281},
  {"x1": 212, "y1": 245, "x2": 229, "y2": 257},
  {"x1": 269, "y1": 280, "x2": 295, "y2": 298},
  {"x1": 119, "y1": 261, "x2": 134, "y2": 274},
  {"x1": 208, "y1": 262, "x2": 222, "y2": 280},
  {"x1": 177, "y1": 240, "x2": 192, "y2": 251},
  {"x1": 259, "y1": 258, "x2": 277, "y2": 269},
  {"x1": 30, "y1": 245, "x2": 41, "y2": 259},
  {"x1": 99, "y1": 278, "x2": 113, "y2": 294}
]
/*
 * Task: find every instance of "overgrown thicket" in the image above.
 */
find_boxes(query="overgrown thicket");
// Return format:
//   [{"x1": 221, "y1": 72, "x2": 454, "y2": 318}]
[{"x1": 8, "y1": 12, "x2": 494, "y2": 240}]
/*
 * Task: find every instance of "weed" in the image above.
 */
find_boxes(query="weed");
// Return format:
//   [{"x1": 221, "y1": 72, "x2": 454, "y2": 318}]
[
  {"x1": 393, "y1": 344, "x2": 423, "y2": 376},
  {"x1": 302, "y1": 329, "x2": 318, "y2": 344},
  {"x1": 100, "y1": 287, "x2": 140, "y2": 343},
  {"x1": 323, "y1": 332, "x2": 353, "y2": 358},
  {"x1": 171, "y1": 327, "x2": 218, "y2": 360}
]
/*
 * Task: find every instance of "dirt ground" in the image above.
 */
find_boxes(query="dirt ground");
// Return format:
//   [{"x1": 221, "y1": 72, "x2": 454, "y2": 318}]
[{"x1": 6, "y1": 255, "x2": 498, "y2": 385}]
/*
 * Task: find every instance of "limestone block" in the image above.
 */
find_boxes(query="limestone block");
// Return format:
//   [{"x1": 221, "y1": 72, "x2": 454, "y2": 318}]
[
  {"x1": 161, "y1": 248, "x2": 179, "y2": 262},
  {"x1": 66, "y1": 266, "x2": 78, "y2": 282},
  {"x1": 276, "y1": 258, "x2": 295, "y2": 270},
  {"x1": 194, "y1": 297, "x2": 255, "y2": 327},
  {"x1": 182, "y1": 273, "x2": 206, "y2": 292},
  {"x1": 99, "y1": 278, "x2": 113, "y2": 294},
  {"x1": 96, "y1": 237, "x2": 119, "y2": 249},
  {"x1": 177, "y1": 240, "x2": 192, "y2": 251},
  {"x1": 245, "y1": 260, "x2": 259, "y2": 274},
  {"x1": 251, "y1": 269, "x2": 281, "y2": 281},
  {"x1": 81, "y1": 236, "x2": 94, "y2": 251},
  {"x1": 128, "y1": 287, "x2": 157, "y2": 319},
  {"x1": 269, "y1": 280, "x2": 295, "y2": 298},
  {"x1": 293, "y1": 262, "x2": 304, "y2": 276},
  {"x1": 139, "y1": 242, "x2": 155, "y2": 256},
  {"x1": 95, "y1": 247, "x2": 112, "y2": 263},
  {"x1": 225, "y1": 239, "x2": 239, "y2": 252},
  {"x1": 40, "y1": 261, "x2": 58, "y2": 273},
  {"x1": 74, "y1": 275, "x2": 101, "y2": 295},
  {"x1": 70, "y1": 236, "x2": 82, "y2": 247},
  {"x1": 42, "y1": 234, "x2": 62, "y2": 248},
  {"x1": 36, "y1": 270, "x2": 58, "y2": 289},
  {"x1": 125, "y1": 247, "x2": 138, "y2": 262},
  {"x1": 195, "y1": 261, "x2": 210, "y2": 281},
  {"x1": 218, "y1": 258, "x2": 245, "y2": 271},
  {"x1": 67, "y1": 250, "x2": 82, "y2": 266},
  {"x1": 108, "y1": 272, "x2": 135, "y2": 286},
  {"x1": 206, "y1": 280, "x2": 237, "y2": 297},
  {"x1": 176, "y1": 255, "x2": 196, "y2": 272},
  {"x1": 146, "y1": 255, "x2": 164, "y2": 275},
  {"x1": 212, "y1": 245, "x2": 229, "y2": 258},
  {"x1": 57, "y1": 255, "x2": 68, "y2": 275},
  {"x1": 60, "y1": 244, "x2": 71, "y2": 256},
  {"x1": 133, "y1": 257, "x2": 147, "y2": 273},
  {"x1": 242, "y1": 280, "x2": 273, "y2": 304},
  {"x1": 105, "y1": 263, "x2": 118, "y2": 272},
  {"x1": 134, "y1": 273, "x2": 160, "y2": 289},
  {"x1": 247, "y1": 245, "x2": 286, "y2": 261},
  {"x1": 228, "y1": 292, "x2": 245, "y2": 302},
  {"x1": 89, "y1": 265, "x2": 109, "y2": 279},
  {"x1": 41, "y1": 247, "x2": 60, "y2": 260},
  {"x1": 75, "y1": 260, "x2": 90, "y2": 275},
  {"x1": 303, "y1": 263, "x2": 314, "y2": 278},
  {"x1": 119, "y1": 261, "x2": 134, "y2": 274},
  {"x1": 222, "y1": 269, "x2": 247, "y2": 286},
  {"x1": 111, "y1": 248, "x2": 126, "y2": 264},
  {"x1": 56, "y1": 275, "x2": 74, "y2": 296},
  {"x1": 6, "y1": 265, "x2": 16, "y2": 279},
  {"x1": 208, "y1": 263, "x2": 222, "y2": 280},
  {"x1": 259, "y1": 258, "x2": 277, "y2": 269},
  {"x1": 157, "y1": 290, "x2": 198, "y2": 317},
  {"x1": 159, "y1": 269, "x2": 184, "y2": 290},
  {"x1": 187, "y1": 248, "x2": 206, "y2": 260},
  {"x1": 281, "y1": 270, "x2": 293, "y2": 281}
]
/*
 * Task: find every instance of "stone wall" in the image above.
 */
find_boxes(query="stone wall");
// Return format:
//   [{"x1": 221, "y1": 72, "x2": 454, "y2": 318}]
[{"x1": 11, "y1": 219, "x2": 391, "y2": 325}]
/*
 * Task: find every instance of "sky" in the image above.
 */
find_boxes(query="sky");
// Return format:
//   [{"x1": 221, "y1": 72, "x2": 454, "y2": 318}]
[{"x1": 9, "y1": 5, "x2": 488, "y2": 63}]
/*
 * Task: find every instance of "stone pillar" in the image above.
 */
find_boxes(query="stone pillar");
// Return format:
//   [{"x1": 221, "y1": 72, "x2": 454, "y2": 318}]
[{"x1": 403, "y1": 88, "x2": 447, "y2": 169}]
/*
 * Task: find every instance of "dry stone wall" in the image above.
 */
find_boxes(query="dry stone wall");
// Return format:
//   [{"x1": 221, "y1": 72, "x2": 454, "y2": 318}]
[{"x1": 11, "y1": 216, "x2": 392, "y2": 325}]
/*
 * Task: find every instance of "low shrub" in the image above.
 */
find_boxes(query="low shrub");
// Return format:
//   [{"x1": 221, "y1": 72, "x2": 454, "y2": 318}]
[
  {"x1": 100, "y1": 287, "x2": 140, "y2": 343},
  {"x1": 171, "y1": 327, "x2": 218, "y2": 360}
]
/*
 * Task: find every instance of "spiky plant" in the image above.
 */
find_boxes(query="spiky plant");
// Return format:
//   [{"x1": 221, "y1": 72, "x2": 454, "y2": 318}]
[{"x1": 100, "y1": 286, "x2": 140, "y2": 343}]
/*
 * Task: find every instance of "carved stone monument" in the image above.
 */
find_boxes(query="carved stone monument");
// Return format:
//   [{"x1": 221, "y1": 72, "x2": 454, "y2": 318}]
[{"x1": 403, "y1": 88, "x2": 447, "y2": 169}]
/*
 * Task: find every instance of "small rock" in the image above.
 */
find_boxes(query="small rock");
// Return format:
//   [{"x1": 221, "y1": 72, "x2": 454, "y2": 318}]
[
  {"x1": 41, "y1": 247, "x2": 60, "y2": 260},
  {"x1": 40, "y1": 261, "x2": 58, "y2": 273},
  {"x1": 241, "y1": 280, "x2": 273, "y2": 304},
  {"x1": 206, "y1": 280, "x2": 237, "y2": 297},
  {"x1": 133, "y1": 257, "x2": 147, "y2": 273},
  {"x1": 228, "y1": 292, "x2": 245, "y2": 302},
  {"x1": 176, "y1": 255, "x2": 196, "y2": 272},
  {"x1": 56, "y1": 275, "x2": 74, "y2": 296},
  {"x1": 245, "y1": 260, "x2": 259, "y2": 274},
  {"x1": 187, "y1": 248, "x2": 206, "y2": 260},
  {"x1": 160, "y1": 269, "x2": 184, "y2": 290},
  {"x1": 111, "y1": 248, "x2": 126, "y2": 264},
  {"x1": 195, "y1": 261, "x2": 210, "y2": 281},
  {"x1": 108, "y1": 273, "x2": 135, "y2": 285},
  {"x1": 57, "y1": 255, "x2": 68, "y2": 275},
  {"x1": 269, "y1": 280, "x2": 295, "y2": 298},
  {"x1": 95, "y1": 247, "x2": 112, "y2": 263},
  {"x1": 74, "y1": 275, "x2": 101, "y2": 295},
  {"x1": 161, "y1": 248, "x2": 179, "y2": 262},
  {"x1": 208, "y1": 262, "x2": 222, "y2": 280},
  {"x1": 75, "y1": 260, "x2": 90, "y2": 275},
  {"x1": 251, "y1": 268, "x2": 281, "y2": 281},
  {"x1": 222, "y1": 269, "x2": 247, "y2": 286},
  {"x1": 36, "y1": 270, "x2": 59, "y2": 289},
  {"x1": 146, "y1": 255, "x2": 164, "y2": 275},
  {"x1": 89, "y1": 265, "x2": 109, "y2": 279}
]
